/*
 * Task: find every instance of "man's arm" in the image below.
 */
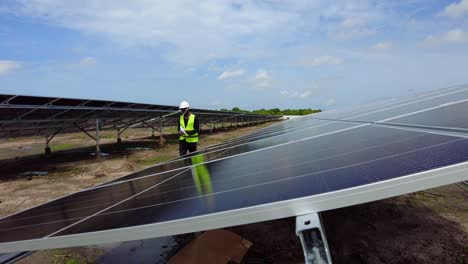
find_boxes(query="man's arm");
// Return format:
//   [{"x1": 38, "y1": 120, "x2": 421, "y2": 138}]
[{"x1": 178, "y1": 116, "x2": 184, "y2": 136}]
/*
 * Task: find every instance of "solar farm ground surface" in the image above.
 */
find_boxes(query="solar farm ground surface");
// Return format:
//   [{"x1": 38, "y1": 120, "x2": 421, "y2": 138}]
[{"x1": 0, "y1": 123, "x2": 466, "y2": 264}]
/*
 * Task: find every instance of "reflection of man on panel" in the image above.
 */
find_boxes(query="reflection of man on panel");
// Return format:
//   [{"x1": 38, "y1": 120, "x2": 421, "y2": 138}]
[
  {"x1": 191, "y1": 154, "x2": 213, "y2": 195},
  {"x1": 178, "y1": 101, "x2": 199, "y2": 156}
]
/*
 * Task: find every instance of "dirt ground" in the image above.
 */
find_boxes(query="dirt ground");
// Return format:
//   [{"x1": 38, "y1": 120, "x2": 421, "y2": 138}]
[{"x1": 1, "y1": 123, "x2": 467, "y2": 263}]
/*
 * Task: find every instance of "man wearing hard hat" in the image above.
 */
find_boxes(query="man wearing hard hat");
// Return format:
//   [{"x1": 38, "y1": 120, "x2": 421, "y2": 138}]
[{"x1": 178, "y1": 101, "x2": 199, "y2": 156}]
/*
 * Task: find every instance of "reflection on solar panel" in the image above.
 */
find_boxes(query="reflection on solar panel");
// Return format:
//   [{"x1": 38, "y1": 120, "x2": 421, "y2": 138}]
[{"x1": 1, "y1": 85, "x2": 468, "y2": 254}]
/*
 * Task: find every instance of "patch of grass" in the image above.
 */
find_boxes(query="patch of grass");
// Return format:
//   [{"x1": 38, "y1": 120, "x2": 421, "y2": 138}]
[
  {"x1": 51, "y1": 143, "x2": 75, "y2": 152},
  {"x1": 164, "y1": 127, "x2": 178, "y2": 134},
  {"x1": 100, "y1": 133, "x2": 116, "y2": 139},
  {"x1": 66, "y1": 258, "x2": 80, "y2": 264},
  {"x1": 76, "y1": 134, "x2": 89, "y2": 140},
  {"x1": 50, "y1": 248, "x2": 100, "y2": 264},
  {"x1": 138, "y1": 156, "x2": 173, "y2": 166}
]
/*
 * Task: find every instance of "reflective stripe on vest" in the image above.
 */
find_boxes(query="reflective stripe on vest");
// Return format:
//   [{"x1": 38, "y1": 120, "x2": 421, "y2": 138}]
[{"x1": 179, "y1": 114, "x2": 199, "y2": 143}]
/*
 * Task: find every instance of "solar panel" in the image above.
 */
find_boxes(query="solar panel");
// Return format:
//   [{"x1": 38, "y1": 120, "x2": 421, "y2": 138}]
[
  {"x1": 0, "y1": 94, "x2": 277, "y2": 138},
  {"x1": 0, "y1": 85, "x2": 467, "y2": 253},
  {"x1": 344, "y1": 85, "x2": 468, "y2": 123},
  {"x1": 381, "y1": 100, "x2": 468, "y2": 131}
]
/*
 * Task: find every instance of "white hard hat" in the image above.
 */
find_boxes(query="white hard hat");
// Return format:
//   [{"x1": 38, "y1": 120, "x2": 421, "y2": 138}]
[{"x1": 179, "y1": 101, "x2": 190, "y2": 109}]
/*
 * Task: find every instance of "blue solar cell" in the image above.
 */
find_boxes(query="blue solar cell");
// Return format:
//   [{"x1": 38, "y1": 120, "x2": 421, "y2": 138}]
[
  {"x1": 52, "y1": 129, "x2": 468, "y2": 237},
  {"x1": 381, "y1": 100, "x2": 468, "y2": 130},
  {"x1": 1, "y1": 125, "x2": 467, "y2": 244},
  {"x1": 106, "y1": 121, "x2": 358, "y2": 183},
  {"x1": 336, "y1": 86, "x2": 468, "y2": 123}
]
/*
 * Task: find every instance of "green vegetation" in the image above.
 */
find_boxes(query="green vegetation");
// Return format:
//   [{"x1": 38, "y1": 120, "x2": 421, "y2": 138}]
[
  {"x1": 66, "y1": 259, "x2": 79, "y2": 264},
  {"x1": 50, "y1": 248, "x2": 101, "y2": 264},
  {"x1": 100, "y1": 133, "x2": 116, "y2": 139},
  {"x1": 220, "y1": 107, "x2": 321, "y2": 116},
  {"x1": 164, "y1": 127, "x2": 178, "y2": 133},
  {"x1": 51, "y1": 143, "x2": 75, "y2": 152}
]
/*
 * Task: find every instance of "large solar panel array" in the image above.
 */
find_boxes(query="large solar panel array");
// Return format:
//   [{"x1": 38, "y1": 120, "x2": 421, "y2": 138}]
[
  {"x1": 0, "y1": 94, "x2": 277, "y2": 138},
  {"x1": 0, "y1": 85, "x2": 468, "y2": 253}
]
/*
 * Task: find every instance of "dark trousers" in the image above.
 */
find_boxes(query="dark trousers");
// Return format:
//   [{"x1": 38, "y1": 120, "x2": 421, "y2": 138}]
[{"x1": 179, "y1": 140, "x2": 197, "y2": 156}]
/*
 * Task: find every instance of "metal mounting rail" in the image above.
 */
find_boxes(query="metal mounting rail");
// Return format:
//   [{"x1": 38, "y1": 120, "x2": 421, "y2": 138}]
[{"x1": 296, "y1": 213, "x2": 332, "y2": 264}]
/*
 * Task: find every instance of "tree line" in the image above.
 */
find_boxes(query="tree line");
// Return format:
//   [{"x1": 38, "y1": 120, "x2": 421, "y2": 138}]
[{"x1": 219, "y1": 107, "x2": 322, "y2": 116}]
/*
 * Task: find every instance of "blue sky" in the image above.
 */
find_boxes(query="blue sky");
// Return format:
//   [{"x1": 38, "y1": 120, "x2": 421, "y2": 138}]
[{"x1": 0, "y1": 0, "x2": 467, "y2": 110}]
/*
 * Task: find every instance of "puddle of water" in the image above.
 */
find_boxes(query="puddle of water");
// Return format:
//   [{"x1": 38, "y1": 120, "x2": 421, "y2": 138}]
[{"x1": 97, "y1": 236, "x2": 178, "y2": 264}]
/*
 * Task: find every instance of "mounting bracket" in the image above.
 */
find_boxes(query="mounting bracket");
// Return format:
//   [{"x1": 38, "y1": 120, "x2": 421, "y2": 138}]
[{"x1": 296, "y1": 212, "x2": 332, "y2": 264}]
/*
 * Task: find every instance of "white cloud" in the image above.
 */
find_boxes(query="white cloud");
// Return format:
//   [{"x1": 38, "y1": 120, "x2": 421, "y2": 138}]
[
  {"x1": 218, "y1": 69, "x2": 245, "y2": 80},
  {"x1": 336, "y1": 28, "x2": 376, "y2": 39},
  {"x1": 325, "y1": 98, "x2": 336, "y2": 106},
  {"x1": 330, "y1": 16, "x2": 376, "y2": 39},
  {"x1": 424, "y1": 29, "x2": 467, "y2": 44},
  {"x1": 441, "y1": 0, "x2": 468, "y2": 18},
  {"x1": 371, "y1": 42, "x2": 393, "y2": 51},
  {"x1": 61, "y1": 57, "x2": 97, "y2": 71},
  {"x1": 13, "y1": 1, "x2": 309, "y2": 66},
  {"x1": 301, "y1": 56, "x2": 344, "y2": 67},
  {"x1": 280, "y1": 90, "x2": 312, "y2": 99},
  {"x1": 253, "y1": 69, "x2": 271, "y2": 89},
  {"x1": 7, "y1": 1, "x2": 412, "y2": 67},
  {"x1": 0, "y1": 60, "x2": 21, "y2": 75},
  {"x1": 342, "y1": 17, "x2": 366, "y2": 28},
  {"x1": 79, "y1": 57, "x2": 97, "y2": 66}
]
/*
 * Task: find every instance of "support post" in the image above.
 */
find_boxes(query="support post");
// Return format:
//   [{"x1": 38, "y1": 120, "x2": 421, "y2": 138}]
[
  {"x1": 95, "y1": 118, "x2": 101, "y2": 157},
  {"x1": 151, "y1": 119, "x2": 156, "y2": 138},
  {"x1": 44, "y1": 131, "x2": 59, "y2": 156},
  {"x1": 159, "y1": 115, "x2": 165, "y2": 145},
  {"x1": 117, "y1": 128, "x2": 122, "y2": 144},
  {"x1": 116, "y1": 125, "x2": 131, "y2": 145},
  {"x1": 296, "y1": 213, "x2": 332, "y2": 264},
  {"x1": 45, "y1": 135, "x2": 52, "y2": 156}
]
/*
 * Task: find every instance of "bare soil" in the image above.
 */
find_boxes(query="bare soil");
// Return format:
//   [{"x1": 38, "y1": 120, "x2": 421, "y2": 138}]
[{"x1": 1, "y1": 123, "x2": 467, "y2": 264}]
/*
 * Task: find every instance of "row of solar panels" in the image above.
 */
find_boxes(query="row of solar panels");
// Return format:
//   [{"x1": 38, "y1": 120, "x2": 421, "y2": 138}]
[
  {"x1": 0, "y1": 94, "x2": 280, "y2": 138},
  {"x1": 0, "y1": 84, "x2": 467, "y2": 253}
]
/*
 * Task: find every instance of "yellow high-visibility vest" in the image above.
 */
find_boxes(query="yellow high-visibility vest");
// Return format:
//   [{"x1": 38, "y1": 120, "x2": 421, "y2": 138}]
[{"x1": 179, "y1": 114, "x2": 199, "y2": 143}]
